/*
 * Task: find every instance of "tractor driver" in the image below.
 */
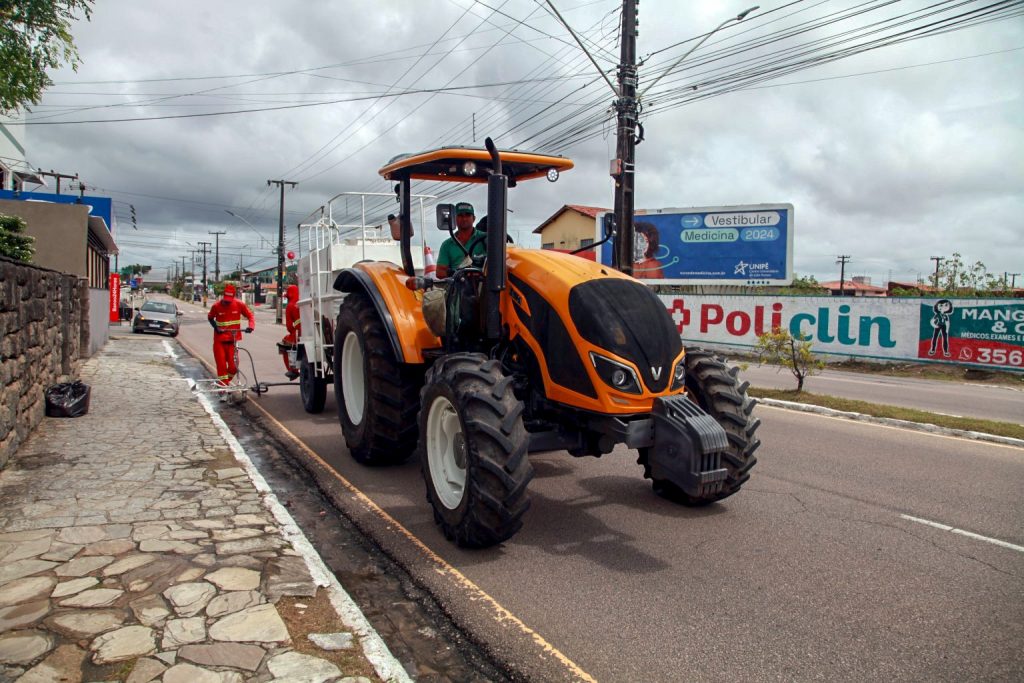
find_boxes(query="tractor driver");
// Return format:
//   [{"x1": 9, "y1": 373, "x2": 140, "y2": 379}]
[{"x1": 435, "y1": 202, "x2": 486, "y2": 279}]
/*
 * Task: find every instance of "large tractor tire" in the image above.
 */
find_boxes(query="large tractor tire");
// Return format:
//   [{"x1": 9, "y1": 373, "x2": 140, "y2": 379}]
[
  {"x1": 641, "y1": 347, "x2": 760, "y2": 505},
  {"x1": 418, "y1": 353, "x2": 533, "y2": 548},
  {"x1": 333, "y1": 294, "x2": 420, "y2": 465},
  {"x1": 299, "y1": 354, "x2": 327, "y2": 414}
]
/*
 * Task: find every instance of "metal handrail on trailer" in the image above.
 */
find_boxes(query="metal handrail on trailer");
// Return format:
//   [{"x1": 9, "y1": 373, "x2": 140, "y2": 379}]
[{"x1": 295, "y1": 192, "x2": 437, "y2": 383}]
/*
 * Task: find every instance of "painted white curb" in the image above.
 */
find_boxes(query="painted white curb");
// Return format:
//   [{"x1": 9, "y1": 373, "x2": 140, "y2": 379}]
[{"x1": 757, "y1": 396, "x2": 1024, "y2": 449}]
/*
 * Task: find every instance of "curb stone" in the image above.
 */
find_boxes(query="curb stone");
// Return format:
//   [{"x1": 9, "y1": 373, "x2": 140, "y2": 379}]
[{"x1": 757, "y1": 397, "x2": 1024, "y2": 448}]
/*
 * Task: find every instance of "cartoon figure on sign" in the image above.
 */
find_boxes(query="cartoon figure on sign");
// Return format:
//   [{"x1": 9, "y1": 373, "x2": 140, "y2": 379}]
[
  {"x1": 633, "y1": 221, "x2": 666, "y2": 279},
  {"x1": 927, "y1": 299, "x2": 953, "y2": 358}
]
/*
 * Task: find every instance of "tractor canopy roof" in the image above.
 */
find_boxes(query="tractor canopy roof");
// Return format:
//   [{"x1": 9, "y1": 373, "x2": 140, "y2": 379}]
[{"x1": 379, "y1": 146, "x2": 573, "y2": 184}]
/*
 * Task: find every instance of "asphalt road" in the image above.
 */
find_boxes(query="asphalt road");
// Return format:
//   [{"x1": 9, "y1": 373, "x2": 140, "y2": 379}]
[
  {"x1": 166, "y1": 297, "x2": 1024, "y2": 682},
  {"x1": 733, "y1": 363, "x2": 1023, "y2": 424}
]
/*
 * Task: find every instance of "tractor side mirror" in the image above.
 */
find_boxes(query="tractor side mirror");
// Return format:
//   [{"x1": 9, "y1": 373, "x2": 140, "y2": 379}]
[{"x1": 436, "y1": 203, "x2": 454, "y2": 232}]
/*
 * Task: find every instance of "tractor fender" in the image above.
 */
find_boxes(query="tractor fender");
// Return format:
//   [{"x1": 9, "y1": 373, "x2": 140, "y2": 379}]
[{"x1": 332, "y1": 264, "x2": 437, "y2": 364}]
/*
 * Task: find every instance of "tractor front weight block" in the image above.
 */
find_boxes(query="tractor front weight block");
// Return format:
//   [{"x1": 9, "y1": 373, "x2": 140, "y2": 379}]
[{"x1": 649, "y1": 395, "x2": 730, "y2": 499}]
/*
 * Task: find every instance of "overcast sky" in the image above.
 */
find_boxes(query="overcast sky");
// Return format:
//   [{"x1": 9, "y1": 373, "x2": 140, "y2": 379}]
[{"x1": 15, "y1": 0, "x2": 1024, "y2": 285}]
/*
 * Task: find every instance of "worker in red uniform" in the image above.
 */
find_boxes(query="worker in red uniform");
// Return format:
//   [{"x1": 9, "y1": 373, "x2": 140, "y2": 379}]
[
  {"x1": 279, "y1": 284, "x2": 301, "y2": 380},
  {"x1": 208, "y1": 284, "x2": 255, "y2": 386}
]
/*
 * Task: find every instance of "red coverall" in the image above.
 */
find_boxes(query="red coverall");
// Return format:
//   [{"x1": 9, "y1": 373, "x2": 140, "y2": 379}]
[
  {"x1": 281, "y1": 285, "x2": 301, "y2": 374},
  {"x1": 208, "y1": 293, "x2": 256, "y2": 385}
]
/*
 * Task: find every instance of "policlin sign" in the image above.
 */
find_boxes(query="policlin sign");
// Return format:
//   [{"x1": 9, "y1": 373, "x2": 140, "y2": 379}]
[{"x1": 660, "y1": 294, "x2": 1024, "y2": 372}]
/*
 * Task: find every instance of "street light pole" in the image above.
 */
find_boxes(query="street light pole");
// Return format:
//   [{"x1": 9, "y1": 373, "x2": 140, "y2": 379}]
[
  {"x1": 614, "y1": 4, "x2": 757, "y2": 275},
  {"x1": 542, "y1": 3, "x2": 757, "y2": 275}
]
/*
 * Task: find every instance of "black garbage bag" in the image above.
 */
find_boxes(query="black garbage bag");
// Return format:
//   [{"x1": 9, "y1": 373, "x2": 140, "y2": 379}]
[{"x1": 44, "y1": 381, "x2": 91, "y2": 418}]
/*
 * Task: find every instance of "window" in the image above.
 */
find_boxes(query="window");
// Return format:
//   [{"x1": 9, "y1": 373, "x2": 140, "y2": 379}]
[
  {"x1": 580, "y1": 238, "x2": 594, "y2": 248},
  {"x1": 542, "y1": 242, "x2": 555, "y2": 250}
]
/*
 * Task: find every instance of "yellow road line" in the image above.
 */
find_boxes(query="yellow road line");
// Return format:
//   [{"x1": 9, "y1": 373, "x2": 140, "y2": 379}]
[{"x1": 174, "y1": 334, "x2": 597, "y2": 683}]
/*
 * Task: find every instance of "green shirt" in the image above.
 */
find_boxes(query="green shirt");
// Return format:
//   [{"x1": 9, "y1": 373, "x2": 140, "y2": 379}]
[{"x1": 437, "y1": 230, "x2": 487, "y2": 270}]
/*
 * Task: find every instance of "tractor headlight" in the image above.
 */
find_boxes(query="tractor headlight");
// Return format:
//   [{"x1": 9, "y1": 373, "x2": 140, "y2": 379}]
[
  {"x1": 670, "y1": 360, "x2": 685, "y2": 391},
  {"x1": 590, "y1": 352, "x2": 641, "y2": 395},
  {"x1": 462, "y1": 161, "x2": 477, "y2": 176}
]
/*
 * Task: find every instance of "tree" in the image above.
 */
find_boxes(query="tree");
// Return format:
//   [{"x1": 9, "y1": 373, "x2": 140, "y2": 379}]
[
  {"x1": 927, "y1": 253, "x2": 1014, "y2": 298},
  {"x1": 1, "y1": 1, "x2": 94, "y2": 115},
  {"x1": 119, "y1": 264, "x2": 151, "y2": 279},
  {"x1": 779, "y1": 274, "x2": 827, "y2": 295},
  {"x1": 755, "y1": 327, "x2": 824, "y2": 392},
  {"x1": 0, "y1": 213, "x2": 35, "y2": 262}
]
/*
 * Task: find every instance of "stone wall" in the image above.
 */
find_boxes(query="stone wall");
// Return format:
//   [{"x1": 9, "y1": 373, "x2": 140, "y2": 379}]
[{"x1": 0, "y1": 255, "x2": 88, "y2": 468}]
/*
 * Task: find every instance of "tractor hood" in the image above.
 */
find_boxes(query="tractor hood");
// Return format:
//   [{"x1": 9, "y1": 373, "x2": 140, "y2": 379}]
[
  {"x1": 506, "y1": 248, "x2": 681, "y2": 396},
  {"x1": 567, "y1": 278, "x2": 681, "y2": 393}
]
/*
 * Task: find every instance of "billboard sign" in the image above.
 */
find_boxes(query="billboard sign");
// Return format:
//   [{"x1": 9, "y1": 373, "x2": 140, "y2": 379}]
[
  {"x1": 917, "y1": 300, "x2": 1024, "y2": 368},
  {"x1": 597, "y1": 203, "x2": 794, "y2": 285},
  {"x1": 661, "y1": 294, "x2": 1023, "y2": 372}
]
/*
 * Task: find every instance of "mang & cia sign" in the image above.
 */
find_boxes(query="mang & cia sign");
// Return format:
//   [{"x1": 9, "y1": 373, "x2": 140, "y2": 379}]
[{"x1": 661, "y1": 295, "x2": 1023, "y2": 371}]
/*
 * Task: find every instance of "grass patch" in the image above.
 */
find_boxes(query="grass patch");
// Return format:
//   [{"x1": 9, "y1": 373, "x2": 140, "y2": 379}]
[
  {"x1": 750, "y1": 388, "x2": 1024, "y2": 441},
  {"x1": 725, "y1": 352, "x2": 1024, "y2": 387}
]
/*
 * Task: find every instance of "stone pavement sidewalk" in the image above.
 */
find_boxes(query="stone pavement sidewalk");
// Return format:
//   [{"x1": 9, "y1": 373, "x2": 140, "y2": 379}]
[{"x1": 0, "y1": 334, "x2": 408, "y2": 683}]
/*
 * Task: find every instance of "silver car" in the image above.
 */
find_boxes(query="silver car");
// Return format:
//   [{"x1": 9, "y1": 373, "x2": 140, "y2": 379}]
[{"x1": 132, "y1": 301, "x2": 181, "y2": 337}]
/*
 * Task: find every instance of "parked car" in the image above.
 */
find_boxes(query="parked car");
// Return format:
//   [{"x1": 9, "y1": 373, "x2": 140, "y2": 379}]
[{"x1": 132, "y1": 301, "x2": 181, "y2": 337}]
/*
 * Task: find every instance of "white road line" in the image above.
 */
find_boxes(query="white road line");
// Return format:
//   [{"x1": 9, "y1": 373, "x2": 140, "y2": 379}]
[{"x1": 899, "y1": 514, "x2": 1024, "y2": 553}]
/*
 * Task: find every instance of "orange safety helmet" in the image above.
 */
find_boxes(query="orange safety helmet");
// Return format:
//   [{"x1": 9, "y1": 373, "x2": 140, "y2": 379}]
[{"x1": 223, "y1": 284, "x2": 236, "y2": 299}]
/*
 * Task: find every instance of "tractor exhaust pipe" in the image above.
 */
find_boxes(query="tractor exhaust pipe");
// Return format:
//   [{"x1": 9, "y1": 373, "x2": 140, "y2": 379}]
[{"x1": 484, "y1": 138, "x2": 507, "y2": 340}]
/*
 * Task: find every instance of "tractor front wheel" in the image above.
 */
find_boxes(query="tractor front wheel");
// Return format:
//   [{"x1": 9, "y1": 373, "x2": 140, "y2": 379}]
[
  {"x1": 333, "y1": 294, "x2": 420, "y2": 465},
  {"x1": 641, "y1": 347, "x2": 760, "y2": 505},
  {"x1": 418, "y1": 353, "x2": 533, "y2": 548}
]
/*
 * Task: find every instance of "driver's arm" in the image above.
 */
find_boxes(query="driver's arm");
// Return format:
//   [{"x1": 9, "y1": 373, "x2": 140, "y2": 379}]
[{"x1": 436, "y1": 264, "x2": 450, "y2": 279}]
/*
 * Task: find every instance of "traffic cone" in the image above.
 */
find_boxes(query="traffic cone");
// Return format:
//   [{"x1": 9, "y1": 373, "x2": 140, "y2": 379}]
[{"x1": 424, "y1": 246, "x2": 437, "y2": 278}]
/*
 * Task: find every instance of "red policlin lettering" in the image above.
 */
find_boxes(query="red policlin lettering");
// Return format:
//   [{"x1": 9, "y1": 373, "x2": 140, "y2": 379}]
[{"x1": 701, "y1": 304, "x2": 723, "y2": 332}]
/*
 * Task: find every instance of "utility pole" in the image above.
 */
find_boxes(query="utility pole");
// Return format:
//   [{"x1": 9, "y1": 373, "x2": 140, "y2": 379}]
[
  {"x1": 36, "y1": 169, "x2": 77, "y2": 195},
  {"x1": 930, "y1": 256, "x2": 943, "y2": 290},
  {"x1": 545, "y1": 1, "x2": 755, "y2": 275},
  {"x1": 198, "y1": 241, "x2": 211, "y2": 300},
  {"x1": 1010, "y1": 273, "x2": 1020, "y2": 289},
  {"x1": 836, "y1": 255, "x2": 851, "y2": 295},
  {"x1": 267, "y1": 179, "x2": 298, "y2": 324},
  {"x1": 612, "y1": 0, "x2": 639, "y2": 275},
  {"x1": 208, "y1": 230, "x2": 226, "y2": 282}
]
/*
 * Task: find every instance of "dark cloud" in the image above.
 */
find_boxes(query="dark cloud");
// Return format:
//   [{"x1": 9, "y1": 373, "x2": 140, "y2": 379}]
[{"x1": 18, "y1": 0, "x2": 1023, "y2": 284}]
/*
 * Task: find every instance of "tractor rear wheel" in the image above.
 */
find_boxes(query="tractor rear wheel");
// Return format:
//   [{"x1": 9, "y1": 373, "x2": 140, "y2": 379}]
[
  {"x1": 641, "y1": 347, "x2": 760, "y2": 505},
  {"x1": 333, "y1": 294, "x2": 420, "y2": 465},
  {"x1": 418, "y1": 353, "x2": 533, "y2": 548},
  {"x1": 299, "y1": 355, "x2": 327, "y2": 414}
]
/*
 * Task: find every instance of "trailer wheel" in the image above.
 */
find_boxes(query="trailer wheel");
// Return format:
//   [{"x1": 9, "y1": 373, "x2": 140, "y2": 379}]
[
  {"x1": 333, "y1": 293, "x2": 420, "y2": 465},
  {"x1": 299, "y1": 354, "x2": 327, "y2": 414},
  {"x1": 418, "y1": 353, "x2": 533, "y2": 548},
  {"x1": 640, "y1": 347, "x2": 760, "y2": 505}
]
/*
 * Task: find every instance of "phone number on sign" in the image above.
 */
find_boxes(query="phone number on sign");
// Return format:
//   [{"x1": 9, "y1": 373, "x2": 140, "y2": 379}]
[{"x1": 972, "y1": 347, "x2": 1024, "y2": 366}]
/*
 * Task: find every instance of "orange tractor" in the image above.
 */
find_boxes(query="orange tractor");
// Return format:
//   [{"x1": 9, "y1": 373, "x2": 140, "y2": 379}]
[{"x1": 331, "y1": 139, "x2": 759, "y2": 547}]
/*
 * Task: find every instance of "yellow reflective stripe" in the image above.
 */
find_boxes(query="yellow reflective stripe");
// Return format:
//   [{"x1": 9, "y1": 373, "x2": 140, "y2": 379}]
[{"x1": 215, "y1": 319, "x2": 242, "y2": 327}]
